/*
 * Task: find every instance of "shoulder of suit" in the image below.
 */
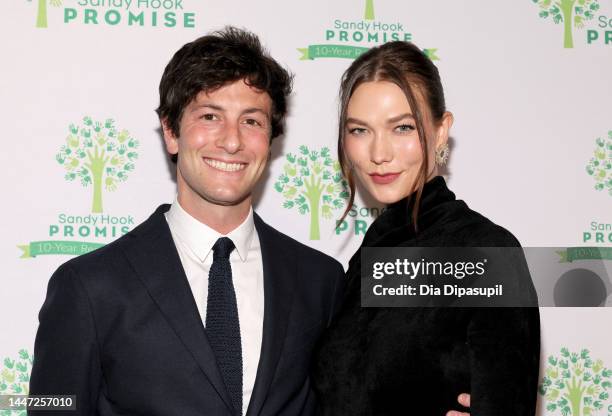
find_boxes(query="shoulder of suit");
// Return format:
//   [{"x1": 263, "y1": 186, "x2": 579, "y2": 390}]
[{"x1": 59, "y1": 204, "x2": 169, "y2": 273}]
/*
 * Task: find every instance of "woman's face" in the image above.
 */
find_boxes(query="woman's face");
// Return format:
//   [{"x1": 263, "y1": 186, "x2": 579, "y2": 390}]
[{"x1": 343, "y1": 80, "x2": 452, "y2": 205}]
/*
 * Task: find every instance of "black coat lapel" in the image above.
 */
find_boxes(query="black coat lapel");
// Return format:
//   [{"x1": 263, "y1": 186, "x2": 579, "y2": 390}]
[
  {"x1": 246, "y1": 213, "x2": 296, "y2": 416},
  {"x1": 122, "y1": 205, "x2": 234, "y2": 413}
]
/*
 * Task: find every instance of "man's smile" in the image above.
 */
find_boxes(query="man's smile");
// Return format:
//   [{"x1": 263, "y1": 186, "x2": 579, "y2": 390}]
[{"x1": 203, "y1": 157, "x2": 247, "y2": 172}]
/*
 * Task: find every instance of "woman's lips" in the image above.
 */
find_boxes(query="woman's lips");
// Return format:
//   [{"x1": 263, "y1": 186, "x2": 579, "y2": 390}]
[{"x1": 369, "y1": 172, "x2": 400, "y2": 184}]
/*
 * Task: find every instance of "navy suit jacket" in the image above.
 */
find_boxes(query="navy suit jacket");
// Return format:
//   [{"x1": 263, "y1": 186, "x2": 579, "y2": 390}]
[{"x1": 30, "y1": 205, "x2": 345, "y2": 415}]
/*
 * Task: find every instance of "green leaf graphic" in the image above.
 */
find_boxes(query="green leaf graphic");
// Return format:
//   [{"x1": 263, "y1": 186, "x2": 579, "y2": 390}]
[
  {"x1": 56, "y1": 116, "x2": 139, "y2": 212},
  {"x1": 274, "y1": 146, "x2": 350, "y2": 239},
  {"x1": 585, "y1": 132, "x2": 612, "y2": 197},
  {"x1": 1, "y1": 350, "x2": 32, "y2": 397},
  {"x1": 539, "y1": 347, "x2": 610, "y2": 416},
  {"x1": 33, "y1": 0, "x2": 62, "y2": 28},
  {"x1": 534, "y1": 0, "x2": 599, "y2": 47}
]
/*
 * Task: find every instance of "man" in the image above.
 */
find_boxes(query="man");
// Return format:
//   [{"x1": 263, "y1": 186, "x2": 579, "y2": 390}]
[{"x1": 30, "y1": 27, "x2": 345, "y2": 415}]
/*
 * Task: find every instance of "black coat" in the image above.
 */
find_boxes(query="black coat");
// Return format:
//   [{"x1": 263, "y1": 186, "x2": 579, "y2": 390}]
[
  {"x1": 30, "y1": 205, "x2": 345, "y2": 416},
  {"x1": 312, "y1": 176, "x2": 540, "y2": 416}
]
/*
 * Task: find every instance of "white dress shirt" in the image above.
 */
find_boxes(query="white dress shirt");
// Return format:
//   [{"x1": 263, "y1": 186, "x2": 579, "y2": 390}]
[{"x1": 165, "y1": 199, "x2": 264, "y2": 416}]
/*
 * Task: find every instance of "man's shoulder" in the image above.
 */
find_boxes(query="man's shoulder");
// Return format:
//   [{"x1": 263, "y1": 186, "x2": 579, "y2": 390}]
[{"x1": 61, "y1": 204, "x2": 170, "y2": 273}]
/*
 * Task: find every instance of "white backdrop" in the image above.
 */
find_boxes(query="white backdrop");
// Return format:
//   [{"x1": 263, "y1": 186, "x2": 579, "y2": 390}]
[{"x1": 1, "y1": 1, "x2": 611, "y2": 414}]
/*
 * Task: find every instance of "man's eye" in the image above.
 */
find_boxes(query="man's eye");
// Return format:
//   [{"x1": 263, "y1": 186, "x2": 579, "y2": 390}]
[
  {"x1": 201, "y1": 113, "x2": 218, "y2": 121},
  {"x1": 244, "y1": 118, "x2": 262, "y2": 126},
  {"x1": 395, "y1": 124, "x2": 416, "y2": 133}
]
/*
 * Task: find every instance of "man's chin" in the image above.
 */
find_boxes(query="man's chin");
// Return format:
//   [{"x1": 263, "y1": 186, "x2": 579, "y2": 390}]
[{"x1": 200, "y1": 191, "x2": 251, "y2": 207}]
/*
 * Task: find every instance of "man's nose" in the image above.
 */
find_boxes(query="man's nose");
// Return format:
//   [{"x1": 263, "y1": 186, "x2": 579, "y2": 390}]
[{"x1": 217, "y1": 120, "x2": 243, "y2": 153}]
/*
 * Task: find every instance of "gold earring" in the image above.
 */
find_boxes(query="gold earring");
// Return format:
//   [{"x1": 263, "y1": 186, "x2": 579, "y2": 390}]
[{"x1": 435, "y1": 143, "x2": 449, "y2": 166}]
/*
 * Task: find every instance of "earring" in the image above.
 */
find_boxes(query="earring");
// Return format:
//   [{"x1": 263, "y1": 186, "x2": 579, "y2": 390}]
[{"x1": 435, "y1": 143, "x2": 449, "y2": 166}]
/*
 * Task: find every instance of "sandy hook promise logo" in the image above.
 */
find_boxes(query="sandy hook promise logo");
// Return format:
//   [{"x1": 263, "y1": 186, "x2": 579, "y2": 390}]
[
  {"x1": 17, "y1": 116, "x2": 139, "y2": 258},
  {"x1": 274, "y1": 146, "x2": 349, "y2": 240},
  {"x1": 539, "y1": 347, "x2": 611, "y2": 416},
  {"x1": 29, "y1": 0, "x2": 62, "y2": 28},
  {"x1": 532, "y1": 0, "x2": 612, "y2": 47},
  {"x1": 585, "y1": 131, "x2": 612, "y2": 197},
  {"x1": 0, "y1": 349, "x2": 32, "y2": 397},
  {"x1": 298, "y1": 0, "x2": 439, "y2": 61},
  {"x1": 56, "y1": 117, "x2": 139, "y2": 213},
  {"x1": 28, "y1": 0, "x2": 197, "y2": 28}
]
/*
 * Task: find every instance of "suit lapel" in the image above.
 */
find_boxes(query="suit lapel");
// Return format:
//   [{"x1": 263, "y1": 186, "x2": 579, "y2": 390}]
[
  {"x1": 246, "y1": 214, "x2": 296, "y2": 416},
  {"x1": 122, "y1": 205, "x2": 234, "y2": 413}
]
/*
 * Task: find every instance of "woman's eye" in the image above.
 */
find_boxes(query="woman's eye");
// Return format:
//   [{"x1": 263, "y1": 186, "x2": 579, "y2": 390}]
[
  {"x1": 348, "y1": 127, "x2": 367, "y2": 135},
  {"x1": 395, "y1": 124, "x2": 416, "y2": 133}
]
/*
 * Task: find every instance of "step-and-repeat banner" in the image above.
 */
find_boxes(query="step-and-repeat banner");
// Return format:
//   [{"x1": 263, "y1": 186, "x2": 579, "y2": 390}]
[{"x1": 1, "y1": 1, "x2": 611, "y2": 414}]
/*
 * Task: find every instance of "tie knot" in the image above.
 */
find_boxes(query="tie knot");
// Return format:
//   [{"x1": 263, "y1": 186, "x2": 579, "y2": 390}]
[{"x1": 212, "y1": 237, "x2": 234, "y2": 260}]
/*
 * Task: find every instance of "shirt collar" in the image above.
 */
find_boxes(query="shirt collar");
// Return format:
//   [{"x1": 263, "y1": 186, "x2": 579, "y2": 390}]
[{"x1": 165, "y1": 198, "x2": 255, "y2": 263}]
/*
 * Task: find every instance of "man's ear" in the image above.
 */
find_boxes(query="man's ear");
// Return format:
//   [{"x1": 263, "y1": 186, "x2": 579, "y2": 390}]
[
  {"x1": 435, "y1": 111, "x2": 454, "y2": 149},
  {"x1": 161, "y1": 118, "x2": 179, "y2": 156}
]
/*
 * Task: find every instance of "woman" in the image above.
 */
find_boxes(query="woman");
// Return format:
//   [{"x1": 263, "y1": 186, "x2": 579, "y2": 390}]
[{"x1": 312, "y1": 41, "x2": 540, "y2": 415}]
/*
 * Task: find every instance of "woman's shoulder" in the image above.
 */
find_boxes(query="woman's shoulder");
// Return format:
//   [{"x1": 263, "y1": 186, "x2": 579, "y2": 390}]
[{"x1": 424, "y1": 199, "x2": 522, "y2": 247}]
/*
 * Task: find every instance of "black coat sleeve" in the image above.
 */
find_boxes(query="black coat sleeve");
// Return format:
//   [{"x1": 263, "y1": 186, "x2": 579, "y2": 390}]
[
  {"x1": 327, "y1": 261, "x2": 346, "y2": 327},
  {"x1": 466, "y1": 242, "x2": 541, "y2": 415},
  {"x1": 467, "y1": 306, "x2": 540, "y2": 416},
  {"x1": 29, "y1": 263, "x2": 102, "y2": 415}
]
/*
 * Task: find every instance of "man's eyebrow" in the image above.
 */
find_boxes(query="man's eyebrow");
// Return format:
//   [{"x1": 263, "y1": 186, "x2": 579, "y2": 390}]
[
  {"x1": 190, "y1": 103, "x2": 224, "y2": 112},
  {"x1": 243, "y1": 107, "x2": 269, "y2": 116},
  {"x1": 188, "y1": 104, "x2": 269, "y2": 117}
]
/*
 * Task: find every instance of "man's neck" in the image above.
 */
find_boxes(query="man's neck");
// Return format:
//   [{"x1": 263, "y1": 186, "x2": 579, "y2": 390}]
[{"x1": 177, "y1": 194, "x2": 251, "y2": 235}]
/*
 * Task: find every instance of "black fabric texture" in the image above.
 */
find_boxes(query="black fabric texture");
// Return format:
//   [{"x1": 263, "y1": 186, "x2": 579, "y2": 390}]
[{"x1": 312, "y1": 176, "x2": 541, "y2": 416}]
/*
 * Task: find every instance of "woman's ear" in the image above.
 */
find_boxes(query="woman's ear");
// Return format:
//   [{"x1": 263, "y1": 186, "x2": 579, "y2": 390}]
[{"x1": 435, "y1": 111, "x2": 454, "y2": 149}]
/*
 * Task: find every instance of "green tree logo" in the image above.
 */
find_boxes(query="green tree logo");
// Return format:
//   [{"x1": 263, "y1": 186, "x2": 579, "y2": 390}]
[
  {"x1": 364, "y1": 0, "x2": 375, "y2": 20},
  {"x1": 0, "y1": 349, "x2": 32, "y2": 411},
  {"x1": 585, "y1": 131, "x2": 612, "y2": 197},
  {"x1": 56, "y1": 116, "x2": 139, "y2": 213},
  {"x1": 30, "y1": 0, "x2": 62, "y2": 28},
  {"x1": 274, "y1": 146, "x2": 349, "y2": 240},
  {"x1": 539, "y1": 348, "x2": 611, "y2": 416},
  {"x1": 533, "y1": 0, "x2": 600, "y2": 48}
]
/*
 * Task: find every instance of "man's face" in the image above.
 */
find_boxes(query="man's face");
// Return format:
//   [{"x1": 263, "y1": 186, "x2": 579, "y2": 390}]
[{"x1": 163, "y1": 79, "x2": 272, "y2": 212}]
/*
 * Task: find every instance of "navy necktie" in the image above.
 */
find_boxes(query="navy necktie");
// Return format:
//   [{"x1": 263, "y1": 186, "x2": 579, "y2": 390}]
[{"x1": 206, "y1": 237, "x2": 242, "y2": 415}]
